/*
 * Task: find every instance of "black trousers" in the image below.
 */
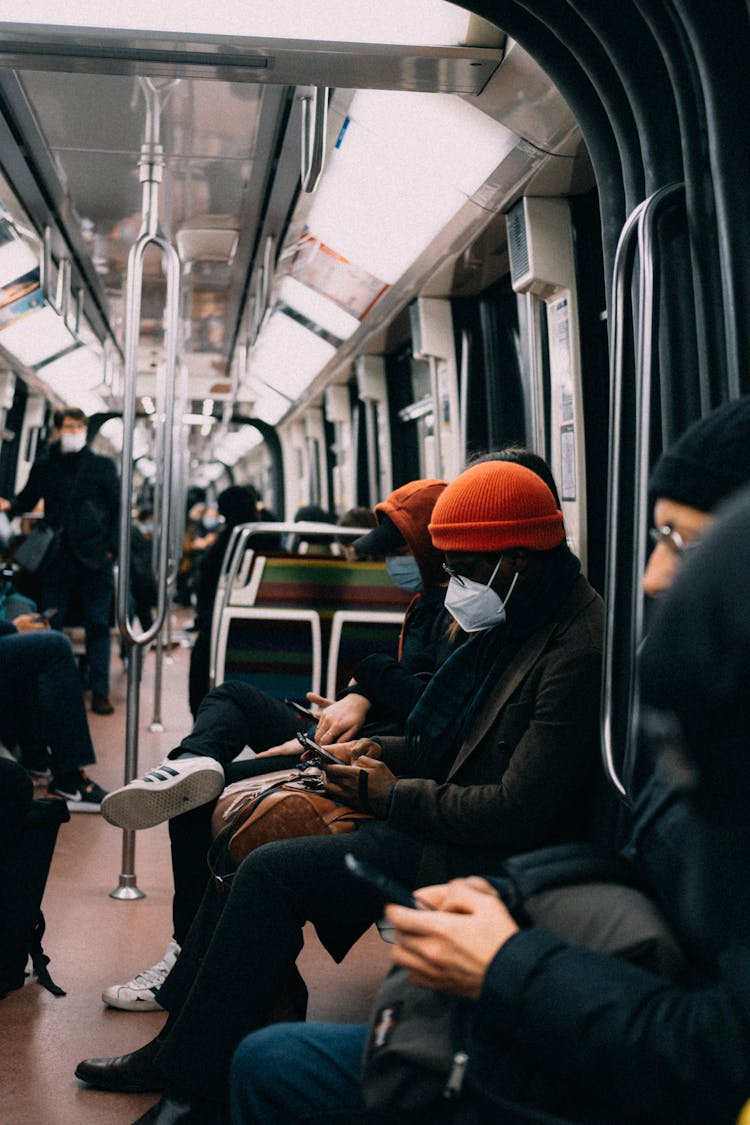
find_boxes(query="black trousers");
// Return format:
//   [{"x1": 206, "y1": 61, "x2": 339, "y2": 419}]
[
  {"x1": 168, "y1": 681, "x2": 306, "y2": 944},
  {"x1": 155, "y1": 819, "x2": 426, "y2": 1102}
]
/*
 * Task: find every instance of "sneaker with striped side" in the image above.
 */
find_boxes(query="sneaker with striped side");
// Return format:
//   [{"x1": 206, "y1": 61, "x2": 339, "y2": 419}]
[{"x1": 100, "y1": 757, "x2": 225, "y2": 829}]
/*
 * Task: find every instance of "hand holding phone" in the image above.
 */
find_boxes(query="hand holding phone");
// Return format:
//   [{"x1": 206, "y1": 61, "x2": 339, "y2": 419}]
[
  {"x1": 296, "y1": 730, "x2": 342, "y2": 765},
  {"x1": 285, "y1": 698, "x2": 318, "y2": 723},
  {"x1": 344, "y1": 853, "x2": 435, "y2": 910},
  {"x1": 37, "y1": 607, "x2": 57, "y2": 623}
]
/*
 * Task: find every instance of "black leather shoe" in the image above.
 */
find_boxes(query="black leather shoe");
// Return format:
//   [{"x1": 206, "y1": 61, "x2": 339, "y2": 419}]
[
  {"x1": 75, "y1": 1037, "x2": 166, "y2": 1092},
  {"x1": 132, "y1": 1087, "x2": 225, "y2": 1123},
  {"x1": 92, "y1": 692, "x2": 115, "y2": 715}
]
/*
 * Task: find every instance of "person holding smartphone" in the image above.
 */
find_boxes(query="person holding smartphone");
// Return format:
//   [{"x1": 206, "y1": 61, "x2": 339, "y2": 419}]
[
  {"x1": 96, "y1": 477, "x2": 454, "y2": 1012},
  {"x1": 78, "y1": 458, "x2": 605, "y2": 1121}
]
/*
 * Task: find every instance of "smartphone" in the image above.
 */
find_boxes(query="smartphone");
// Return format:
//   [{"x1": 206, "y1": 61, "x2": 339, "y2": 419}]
[
  {"x1": 296, "y1": 730, "x2": 342, "y2": 765},
  {"x1": 37, "y1": 607, "x2": 57, "y2": 622},
  {"x1": 344, "y1": 853, "x2": 436, "y2": 911},
  {"x1": 285, "y1": 698, "x2": 318, "y2": 723}
]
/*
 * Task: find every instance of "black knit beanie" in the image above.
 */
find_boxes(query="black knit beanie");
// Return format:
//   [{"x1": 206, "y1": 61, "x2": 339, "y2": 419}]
[{"x1": 648, "y1": 397, "x2": 750, "y2": 513}]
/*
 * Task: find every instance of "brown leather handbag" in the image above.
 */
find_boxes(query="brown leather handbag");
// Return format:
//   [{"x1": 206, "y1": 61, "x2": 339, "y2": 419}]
[{"x1": 210, "y1": 767, "x2": 372, "y2": 869}]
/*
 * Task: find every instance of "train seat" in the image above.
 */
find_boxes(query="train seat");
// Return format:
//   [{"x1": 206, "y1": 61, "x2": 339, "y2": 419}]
[{"x1": 214, "y1": 555, "x2": 411, "y2": 700}]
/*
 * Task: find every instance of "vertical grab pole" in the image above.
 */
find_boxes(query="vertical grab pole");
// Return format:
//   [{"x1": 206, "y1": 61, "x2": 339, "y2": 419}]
[
  {"x1": 626, "y1": 183, "x2": 685, "y2": 791},
  {"x1": 601, "y1": 186, "x2": 684, "y2": 802},
  {"x1": 111, "y1": 78, "x2": 181, "y2": 900},
  {"x1": 601, "y1": 201, "x2": 646, "y2": 801}
]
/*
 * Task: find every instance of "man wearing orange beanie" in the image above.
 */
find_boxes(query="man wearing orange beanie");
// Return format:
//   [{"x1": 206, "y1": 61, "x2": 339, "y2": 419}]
[{"x1": 77, "y1": 460, "x2": 603, "y2": 1122}]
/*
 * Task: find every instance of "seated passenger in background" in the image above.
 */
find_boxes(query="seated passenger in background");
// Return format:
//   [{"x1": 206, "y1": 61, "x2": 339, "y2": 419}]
[
  {"x1": 335, "y1": 504, "x2": 377, "y2": 559},
  {"x1": 0, "y1": 614, "x2": 106, "y2": 810},
  {"x1": 187, "y1": 485, "x2": 260, "y2": 719},
  {"x1": 286, "y1": 503, "x2": 337, "y2": 555},
  {"x1": 99, "y1": 478, "x2": 451, "y2": 1009},
  {"x1": 234, "y1": 479, "x2": 750, "y2": 1125},
  {"x1": 76, "y1": 460, "x2": 603, "y2": 1120}
]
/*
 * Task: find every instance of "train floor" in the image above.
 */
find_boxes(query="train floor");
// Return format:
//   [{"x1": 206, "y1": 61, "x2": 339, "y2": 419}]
[{"x1": 0, "y1": 618, "x2": 392, "y2": 1124}]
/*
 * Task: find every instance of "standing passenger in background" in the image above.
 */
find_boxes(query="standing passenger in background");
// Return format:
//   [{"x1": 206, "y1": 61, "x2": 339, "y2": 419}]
[
  {"x1": 188, "y1": 484, "x2": 260, "y2": 718},
  {"x1": 0, "y1": 408, "x2": 119, "y2": 716}
]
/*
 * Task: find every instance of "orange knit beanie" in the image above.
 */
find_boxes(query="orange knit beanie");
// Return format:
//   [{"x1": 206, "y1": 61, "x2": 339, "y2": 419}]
[{"x1": 429, "y1": 461, "x2": 564, "y2": 552}]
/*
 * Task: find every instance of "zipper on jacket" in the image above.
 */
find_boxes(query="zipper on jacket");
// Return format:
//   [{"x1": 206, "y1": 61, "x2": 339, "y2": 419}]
[{"x1": 443, "y1": 1051, "x2": 468, "y2": 1099}]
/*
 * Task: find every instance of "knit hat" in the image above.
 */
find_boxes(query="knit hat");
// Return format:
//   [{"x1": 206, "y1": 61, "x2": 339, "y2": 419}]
[
  {"x1": 353, "y1": 479, "x2": 448, "y2": 587},
  {"x1": 648, "y1": 397, "x2": 750, "y2": 513},
  {"x1": 429, "y1": 461, "x2": 564, "y2": 553}
]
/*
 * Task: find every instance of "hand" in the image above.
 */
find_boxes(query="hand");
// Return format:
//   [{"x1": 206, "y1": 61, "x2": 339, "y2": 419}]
[
  {"x1": 13, "y1": 613, "x2": 49, "y2": 633},
  {"x1": 321, "y1": 755, "x2": 397, "y2": 817},
  {"x1": 0, "y1": 497, "x2": 10, "y2": 512},
  {"x1": 312, "y1": 693, "x2": 372, "y2": 745},
  {"x1": 254, "y1": 737, "x2": 302, "y2": 759},
  {"x1": 385, "y1": 877, "x2": 519, "y2": 1000}
]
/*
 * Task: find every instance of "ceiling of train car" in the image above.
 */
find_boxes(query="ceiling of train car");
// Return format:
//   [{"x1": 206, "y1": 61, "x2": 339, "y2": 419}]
[
  {"x1": 17, "y1": 70, "x2": 266, "y2": 391},
  {"x1": 0, "y1": 9, "x2": 587, "y2": 484}
]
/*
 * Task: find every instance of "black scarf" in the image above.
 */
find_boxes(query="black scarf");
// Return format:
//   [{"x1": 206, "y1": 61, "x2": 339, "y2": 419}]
[{"x1": 405, "y1": 544, "x2": 581, "y2": 779}]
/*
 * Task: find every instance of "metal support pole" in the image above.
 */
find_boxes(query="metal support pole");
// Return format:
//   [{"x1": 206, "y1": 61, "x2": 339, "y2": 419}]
[{"x1": 111, "y1": 77, "x2": 181, "y2": 900}]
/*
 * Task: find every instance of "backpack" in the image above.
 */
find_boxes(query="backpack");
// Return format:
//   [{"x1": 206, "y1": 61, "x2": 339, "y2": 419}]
[{"x1": 0, "y1": 759, "x2": 69, "y2": 998}]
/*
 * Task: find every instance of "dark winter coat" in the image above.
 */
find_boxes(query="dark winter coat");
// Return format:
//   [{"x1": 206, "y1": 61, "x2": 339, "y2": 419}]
[{"x1": 10, "y1": 444, "x2": 119, "y2": 570}]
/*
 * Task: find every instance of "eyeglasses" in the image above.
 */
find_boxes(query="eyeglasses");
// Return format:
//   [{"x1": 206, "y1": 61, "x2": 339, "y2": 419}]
[
  {"x1": 442, "y1": 556, "x2": 503, "y2": 587},
  {"x1": 648, "y1": 524, "x2": 699, "y2": 557},
  {"x1": 442, "y1": 562, "x2": 468, "y2": 587}
]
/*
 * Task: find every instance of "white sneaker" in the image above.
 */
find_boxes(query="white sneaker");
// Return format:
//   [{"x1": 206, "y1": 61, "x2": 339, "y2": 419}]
[
  {"x1": 100, "y1": 756, "x2": 225, "y2": 830},
  {"x1": 102, "y1": 942, "x2": 180, "y2": 1011}
]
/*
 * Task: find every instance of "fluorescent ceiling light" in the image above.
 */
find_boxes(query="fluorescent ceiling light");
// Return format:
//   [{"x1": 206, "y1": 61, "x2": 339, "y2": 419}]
[
  {"x1": 0, "y1": 239, "x2": 37, "y2": 289},
  {"x1": 0, "y1": 303, "x2": 77, "y2": 367},
  {"x1": 278, "y1": 276, "x2": 360, "y2": 340},
  {"x1": 238, "y1": 381, "x2": 290, "y2": 426},
  {"x1": 248, "y1": 309, "x2": 336, "y2": 401},
  {"x1": 213, "y1": 427, "x2": 263, "y2": 463},
  {"x1": 4, "y1": 2, "x2": 485, "y2": 46},
  {"x1": 37, "y1": 345, "x2": 105, "y2": 400},
  {"x1": 305, "y1": 90, "x2": 517, "y2": 285}
]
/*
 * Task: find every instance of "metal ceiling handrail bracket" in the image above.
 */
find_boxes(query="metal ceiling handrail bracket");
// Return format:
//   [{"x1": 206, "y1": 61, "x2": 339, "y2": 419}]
[
  {"x1": 601, "y1": 183, "x2": 685, "y2": 801},
  {"x1": 40, "y1": 226, "x2": 66, "y2": 315},
  {"x1": 300, "y1": 87, "x2": 328, "y2": 194},
  {"x1": 111, "y1": 77, "x2": 181, "y2": 900}
]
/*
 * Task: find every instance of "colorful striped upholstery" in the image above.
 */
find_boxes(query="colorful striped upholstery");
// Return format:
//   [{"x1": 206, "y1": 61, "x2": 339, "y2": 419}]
[{"x1": 216, "y1": 557, "x2": 411, "y2": 700}]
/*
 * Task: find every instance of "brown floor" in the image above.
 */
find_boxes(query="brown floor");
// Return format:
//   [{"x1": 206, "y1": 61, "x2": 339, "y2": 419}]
[{"x1": 0, "y1": 624, "x2": 392, "y2": 1124}]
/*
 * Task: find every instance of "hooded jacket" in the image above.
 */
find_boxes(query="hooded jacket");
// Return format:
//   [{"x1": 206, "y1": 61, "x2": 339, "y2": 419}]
[{"x1": 342, "y1": 479, "x2": 453, "y2": 721}]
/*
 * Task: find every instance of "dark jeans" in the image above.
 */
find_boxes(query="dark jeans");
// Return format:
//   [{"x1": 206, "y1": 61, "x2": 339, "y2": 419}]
[
  {"x1": 0, "y1": 630, "x2": 95, "y2": 778},
  {"x1": 168, "y1": 681, "x2": 305, "y2": 945},
  {"x1": 155, "y1": 820, "x2": 426, "y2": 1101},
  {"x1": 41, "y1": 552, "x2": 114, "y2": 697},
  {"x1": 231, "y1": 1021, "x2": 368, "y2": 1124}
]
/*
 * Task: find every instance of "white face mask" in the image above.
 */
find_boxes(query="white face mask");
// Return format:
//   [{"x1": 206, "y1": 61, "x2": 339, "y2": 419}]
[
  {"x1": 386, "y1": 554, "x2": 423, "y2": 593},
  {"x1": 444, "y1": 557, "x2": 519, "y2": 633},
  {"x1": 60, "y1": 431, "x2": 86, "y2": 454}
]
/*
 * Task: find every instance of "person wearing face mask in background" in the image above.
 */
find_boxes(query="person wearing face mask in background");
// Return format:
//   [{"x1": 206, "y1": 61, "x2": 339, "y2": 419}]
[
  {"x1": 310, "y1": 478, "x2": 454, "y2": 746},
  {"x1": 0, "y1": 407, "x2": 119, "y2": 717},
  {"x1": 77, "y1": 460, "x2": 604, "y2": 1121}
]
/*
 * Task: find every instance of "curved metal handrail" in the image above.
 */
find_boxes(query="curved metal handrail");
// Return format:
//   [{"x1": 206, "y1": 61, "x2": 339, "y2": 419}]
[
  {"x1": 601, "y1": 184, "x2": 685, "y2": 801},
  {"x1": 601, "y1": 198, "x2": 648, "y2": 800},
  {"x1": 625, "y1": 182, "x2": 685, "y2": 789}
]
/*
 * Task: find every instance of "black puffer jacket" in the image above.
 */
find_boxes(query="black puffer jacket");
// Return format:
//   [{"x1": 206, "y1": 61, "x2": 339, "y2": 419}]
[{"x1": 10, "y1": 443, "x2": 119, "y2": 570}]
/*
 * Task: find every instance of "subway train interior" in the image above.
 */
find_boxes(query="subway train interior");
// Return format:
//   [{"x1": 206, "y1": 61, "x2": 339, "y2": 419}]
[{"x1": 0, "y1": 2, "x2": 749, "y2": 1122}]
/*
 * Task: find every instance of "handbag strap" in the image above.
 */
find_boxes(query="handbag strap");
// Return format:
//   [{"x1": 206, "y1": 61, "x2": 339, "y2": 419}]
[{"x1": 207, "y1": 774, "x2": 309, "y2": 890}]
